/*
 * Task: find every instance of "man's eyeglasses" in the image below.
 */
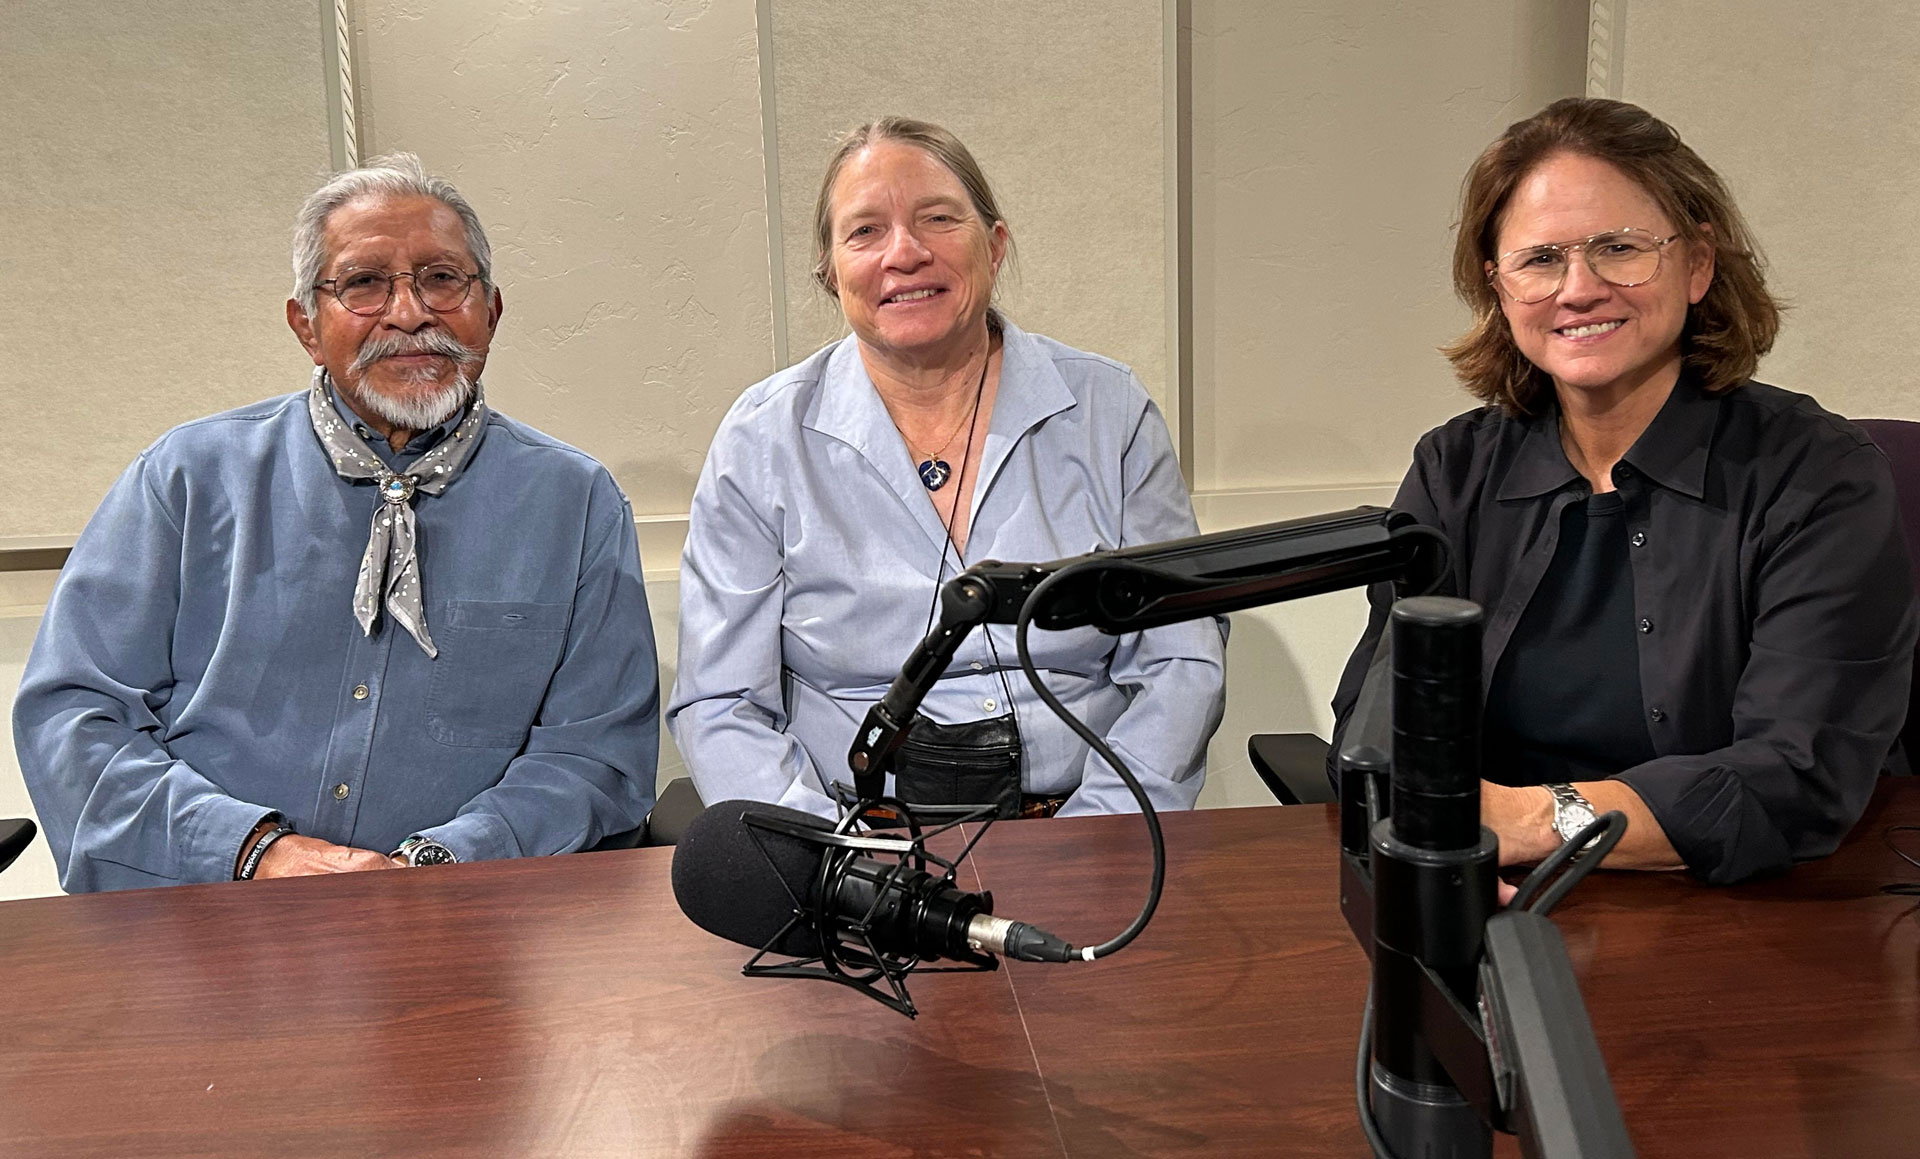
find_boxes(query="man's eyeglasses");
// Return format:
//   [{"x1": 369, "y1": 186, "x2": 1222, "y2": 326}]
[
  {"x1": 315, "y1": 264, "x2": 481, "y2": 316},
  {"x1": 1489, "y1": 229, "x2": 1678, "y2": 305}
]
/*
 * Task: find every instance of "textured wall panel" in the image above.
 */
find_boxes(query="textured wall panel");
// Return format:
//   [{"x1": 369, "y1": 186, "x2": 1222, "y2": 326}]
[
  {"x1": 1188, "y1": 0, "x2": 1587, "y2": 491},
  {"x1": 1620, "y1": 0, "x2": 1919, "y2": 420},
  {"x1": 767, "y1": 0, "x2": 1169, "y2": 405},
  {"x1": 0, "y1": 6, "x2": 334, "y2": 540},
  {"x1": 357, "y1": 0, "x2": 776, "y2": 516}
]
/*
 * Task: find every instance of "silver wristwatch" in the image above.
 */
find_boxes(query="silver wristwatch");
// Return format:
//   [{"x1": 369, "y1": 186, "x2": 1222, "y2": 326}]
[
  {"x1": 1545, "y1": 783, "x2": 1597, "y2": 844},
  {"x1": 390, "y1": 835, "x2": 459, "y2": 867}
]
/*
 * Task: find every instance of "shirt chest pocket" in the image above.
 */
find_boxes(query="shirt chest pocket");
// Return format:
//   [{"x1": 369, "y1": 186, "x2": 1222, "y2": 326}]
[{"x1": 427, "y1": 600, "x2": 572, "y2": 749}]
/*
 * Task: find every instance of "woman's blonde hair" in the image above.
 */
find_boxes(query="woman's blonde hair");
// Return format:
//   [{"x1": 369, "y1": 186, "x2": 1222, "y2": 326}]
[
  {"x1": 1443, "y1": 98, "x2": 1781, "y2": 414},
  {"x1": 810, "y1": 117, "x2": 1013, "y2": 297}
]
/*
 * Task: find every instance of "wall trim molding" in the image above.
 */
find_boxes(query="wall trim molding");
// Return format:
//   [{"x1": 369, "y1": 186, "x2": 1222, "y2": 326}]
[
  {"x1": 1163, "y1": 0, "x2": 1194, "y2": 484},
  {"x1": 321, "y1": 0, "x2": 359, "y2": 169},
  {"x1": 10, "y1": 492, "x2": 1411, "y2": 578},
  {"x1": 754, "y1": 0, "x2": 789, "y2": 370},
  {"x1": 1587, "y1": 0, "x2": 1627, "y2": 99},
  {"x1": 0, "y1": 482, "x2": 1401, "y2": 587}
]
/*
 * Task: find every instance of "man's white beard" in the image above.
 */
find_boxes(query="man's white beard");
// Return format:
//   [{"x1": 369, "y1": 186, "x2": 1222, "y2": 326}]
[
  {"x1": 344, "y1": 328, "x2": 483, "y2": 430},
  {"x1": 351, "y1": 369, "x2": 476, "y2": 431}
]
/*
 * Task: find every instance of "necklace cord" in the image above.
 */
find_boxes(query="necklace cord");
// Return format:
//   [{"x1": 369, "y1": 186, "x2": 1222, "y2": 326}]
[{"x1": 918, "y1": 346, "x2": 1023, "y2": 743}]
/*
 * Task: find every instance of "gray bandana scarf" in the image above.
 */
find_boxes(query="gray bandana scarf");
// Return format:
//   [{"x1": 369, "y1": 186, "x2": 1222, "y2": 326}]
[{"x1": 306, "y1": 369, "x2": 489, "y2": 657}]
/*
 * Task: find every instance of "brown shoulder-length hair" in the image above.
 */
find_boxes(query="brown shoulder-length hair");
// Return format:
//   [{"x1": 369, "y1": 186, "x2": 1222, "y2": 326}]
[
  {"x1": 810, "y1": 117, "x2": 1014, "y2": 298},
  {"x1": 1443, "y1": 98, "x2": 1780, "y2": 414}
]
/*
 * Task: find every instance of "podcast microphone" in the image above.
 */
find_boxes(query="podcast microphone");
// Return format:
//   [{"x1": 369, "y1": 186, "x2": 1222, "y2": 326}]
[
  {"x1": 1366, "y1": 596, "x2": 1501, "y2": 1155},
  {"x1": 671, "y1": 801, "x2": 1079, "y2": 971}
]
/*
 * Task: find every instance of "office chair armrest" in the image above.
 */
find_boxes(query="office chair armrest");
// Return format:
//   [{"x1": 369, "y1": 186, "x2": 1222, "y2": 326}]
[
  {"x1": 1246, "y1": 734, "x2": 1335, "y2": 805},
  {"x1": 638, "y1": 777, "x2": 705, "y2": 848},
  {"x1": 0, "y1": 818, "x2": 38, "y2": 875}
]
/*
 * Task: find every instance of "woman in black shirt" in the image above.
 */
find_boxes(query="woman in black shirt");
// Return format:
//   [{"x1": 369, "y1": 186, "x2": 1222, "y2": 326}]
[{"x1": 1331, "y1": 99, "x2": 1916, "y2": 885}]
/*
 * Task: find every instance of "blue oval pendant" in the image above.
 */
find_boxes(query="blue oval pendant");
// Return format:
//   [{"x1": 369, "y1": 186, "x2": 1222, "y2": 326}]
[{"x1": 918, "y1": 458, "x2": 952, "y2": 491}]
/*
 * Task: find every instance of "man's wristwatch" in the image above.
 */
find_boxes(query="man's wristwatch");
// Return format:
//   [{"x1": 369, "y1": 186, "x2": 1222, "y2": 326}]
[
  {"x1": 390, "y1": 835, "x2": 459, "y2": 867},
  {"x1": 1545, "y1": 783, "x2": 1598, "y2": 844}
]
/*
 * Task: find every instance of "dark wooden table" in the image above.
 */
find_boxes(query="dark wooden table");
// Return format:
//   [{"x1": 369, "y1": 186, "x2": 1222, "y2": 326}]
[{"x1": 0, "y1": 782, "x2": 1913, "y2": 1158}]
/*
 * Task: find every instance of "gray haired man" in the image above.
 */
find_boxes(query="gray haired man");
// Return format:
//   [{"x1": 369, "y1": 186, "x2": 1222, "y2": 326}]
[{"x1": 15, "y1": 154, "x2": 659, "y2": 891}]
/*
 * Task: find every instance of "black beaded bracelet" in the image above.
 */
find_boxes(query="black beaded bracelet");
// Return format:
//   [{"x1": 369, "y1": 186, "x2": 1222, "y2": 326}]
[{"x1": 238, "y1": 824, "x2": 294, "y2": 881}]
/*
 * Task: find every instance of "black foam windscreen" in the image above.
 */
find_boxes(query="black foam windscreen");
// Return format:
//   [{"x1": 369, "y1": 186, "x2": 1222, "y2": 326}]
[
  {"x1": 671, "y1": 800, "x2": 832, "y2": 958},
  {"x1": 1389, "y1": 595, "x2": 1482, "y2": 851}
]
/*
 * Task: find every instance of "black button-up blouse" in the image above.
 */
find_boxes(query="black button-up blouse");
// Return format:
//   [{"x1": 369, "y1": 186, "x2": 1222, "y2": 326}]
[{"x1": 1330, "y1": 376, "x2": 1917, "y2": 884}]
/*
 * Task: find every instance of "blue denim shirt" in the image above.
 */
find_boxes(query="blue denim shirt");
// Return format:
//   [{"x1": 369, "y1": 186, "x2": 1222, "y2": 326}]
[
  {"x1": 15, "y1": 388, "x2": 659, "y2": 892},
  {"x1": 668, "y1": 321, "x2": 1226, "y2": 819}
]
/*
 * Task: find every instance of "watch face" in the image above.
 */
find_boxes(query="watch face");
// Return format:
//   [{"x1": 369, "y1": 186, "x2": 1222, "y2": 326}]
[
  {"x1": 409, "y1": 842, "x2": 458, "y2": 866},
  {"x1": 1556, "y1": 803, "x2": 1597, "y2": 842}
]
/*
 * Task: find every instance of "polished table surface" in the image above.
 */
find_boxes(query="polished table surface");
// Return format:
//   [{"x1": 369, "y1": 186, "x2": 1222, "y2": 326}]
[{"x1": 0, "y1": 781, "x2": 1914, "y2": 1157}]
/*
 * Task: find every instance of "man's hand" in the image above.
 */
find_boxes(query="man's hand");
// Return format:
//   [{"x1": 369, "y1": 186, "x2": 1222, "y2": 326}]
[{"x1": 254, "y1": 834, "x2": 399, "y2": 878}]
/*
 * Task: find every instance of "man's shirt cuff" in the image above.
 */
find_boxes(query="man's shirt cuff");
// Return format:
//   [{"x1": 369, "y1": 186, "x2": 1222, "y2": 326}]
[{"x1": 417, "y1": 813, "x2": 517, "y2": 863}]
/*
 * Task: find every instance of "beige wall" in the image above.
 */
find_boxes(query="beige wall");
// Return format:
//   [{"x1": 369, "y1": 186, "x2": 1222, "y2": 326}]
[
  {"x1": 5, "y1": 3, "x2": 1911, "y2": 897},
  {"x1": 1615, "y1": 0, "x2": 1920, "y2": 420},
  {"x1": 1187, "y1": 0, "x2": 1589, "y2": 494},
  {"x1": 356, "y1": 0, "x2": 777, "y2": 517},
  {"x1": 767, "y1": 0, "x2": 1170, "y2": 407},
  {"x1": 0, "y1": 3, "x2": 333, "y2": 542},
  {"x1": 1179, "y1": 0, "x2": 1586, "y2": 798}
]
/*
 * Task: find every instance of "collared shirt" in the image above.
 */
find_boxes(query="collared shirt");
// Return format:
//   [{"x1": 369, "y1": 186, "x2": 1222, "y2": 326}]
[
  {"x1": 14, "y1": 388, "x2": 659, "y2": 892},
  {"x1": 668, "y1": 320, "x2": 1227, "y2": 819},
  {"x1": 1332, "y1": 376, "x2": 1917, "y2": 884}
]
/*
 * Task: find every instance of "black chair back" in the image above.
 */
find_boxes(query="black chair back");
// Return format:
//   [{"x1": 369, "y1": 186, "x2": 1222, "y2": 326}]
[{"x1": 1857, "y1": 418, "x2": 1920, "y2": 769}]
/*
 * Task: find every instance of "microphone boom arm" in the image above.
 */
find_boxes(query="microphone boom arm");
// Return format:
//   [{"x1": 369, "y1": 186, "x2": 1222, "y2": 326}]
[
  {"x1": 847, "y1": 505, "x2": 1436, "y2": 801},
  {"x1": 847, "y1": 571, "x2": 1001, "y2": 802}
]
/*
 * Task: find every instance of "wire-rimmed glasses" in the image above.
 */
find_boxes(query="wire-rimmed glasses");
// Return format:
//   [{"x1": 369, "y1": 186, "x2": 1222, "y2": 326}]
[
  {"x1": 1489, "y1": 229, "x2": 1678, "y2": 304},
  {"x1": 315, "y1": 264, "x2": 480, "y2": 316}
]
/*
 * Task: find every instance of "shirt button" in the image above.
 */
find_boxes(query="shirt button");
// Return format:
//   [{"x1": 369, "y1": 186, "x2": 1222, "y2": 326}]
[
  {"x1": 333, "y1": 783, "x2": 351, "y2": 800},
  {"x1": 983, "y1": 698, "x2": 997, "y2": 712},
  {"x1": 1630, "y1": 531, "x2": 1647, "y2": 548},
  {"x1": 1614, "y1": 464, "x2": 1636, "y2": 480},
  {"x1": 1648, "y1": 708, "x2": 1667, "y2": 723},
  {"x1": 353, "y1": 684, "x2": 370, "y2": 700},
  {"x1": 1638, "y1": 618, "x2": 1654, "y2": 633},
  {"x1": 970, "y1": 661, "x2": 984, "y2": 671}
]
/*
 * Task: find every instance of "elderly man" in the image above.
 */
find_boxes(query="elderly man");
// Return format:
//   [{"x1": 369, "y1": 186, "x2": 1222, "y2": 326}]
[{"x1": 13, "y1": 154, "x2": 658, "y2": 891}]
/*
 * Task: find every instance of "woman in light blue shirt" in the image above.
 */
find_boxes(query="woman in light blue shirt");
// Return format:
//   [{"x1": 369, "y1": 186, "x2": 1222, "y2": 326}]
[{"x1": 668, "y1": 118, "x2": 1225, "y2": 820}]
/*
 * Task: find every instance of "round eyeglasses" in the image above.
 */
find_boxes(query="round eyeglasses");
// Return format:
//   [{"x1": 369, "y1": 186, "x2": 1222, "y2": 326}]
[
  {"x1": 1489, "y1": 229, "x2": 1678, "y2": 305},
  {"x1": 315, "y1": 264, "x2": 480, "y2": 316}
]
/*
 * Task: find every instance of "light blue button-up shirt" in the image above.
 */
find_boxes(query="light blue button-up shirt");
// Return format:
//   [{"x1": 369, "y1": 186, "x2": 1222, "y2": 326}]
[
  {"x1": 668, "y1": 321, "x2": 1226, "y2": 819},
  {"x1": 14, "y1": 387, "x2": 659, "y2": 892}
]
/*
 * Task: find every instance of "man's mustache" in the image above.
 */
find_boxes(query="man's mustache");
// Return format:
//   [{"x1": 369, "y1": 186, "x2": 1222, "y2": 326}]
[{"x1": 350, "y1": 329, "x2": 481, "y2": 375}]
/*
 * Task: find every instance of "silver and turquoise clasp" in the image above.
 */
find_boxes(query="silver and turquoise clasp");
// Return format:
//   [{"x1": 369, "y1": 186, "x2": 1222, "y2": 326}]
[{"x1": 380, "y1": 474, "x2": 418, "y2": 505}]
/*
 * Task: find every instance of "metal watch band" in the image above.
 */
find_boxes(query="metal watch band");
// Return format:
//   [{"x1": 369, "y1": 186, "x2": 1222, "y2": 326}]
[
  {"x1": 1546, "y1": 783, "x2": 1597, "y2": 843},
  {"x1": 391, "y1": 836, "x2": 458, "y2": 866}
]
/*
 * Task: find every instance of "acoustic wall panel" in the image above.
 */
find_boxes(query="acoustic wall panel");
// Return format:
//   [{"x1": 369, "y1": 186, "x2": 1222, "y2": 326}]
[
  {"x1": 765, "y1": 0, "x2": 1171, "y2": 410},
  {"x1": 1618, "y1": 0, "x2": 1919, "y2": 419},
  {"x1": 356, "y1": 0, "x2": 777, "y2": 517},
  {"x1": 0, "y1": 3, "x2": 338, "y2": 540}
]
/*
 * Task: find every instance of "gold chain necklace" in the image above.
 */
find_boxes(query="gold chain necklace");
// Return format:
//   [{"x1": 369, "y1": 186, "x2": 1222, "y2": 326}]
[
  {"x1": 905, "y1": 398, "x2": 978, "y2": 465},
  {"x1": 902, "y1": 353, "x2": 990, "y2": 492}
]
